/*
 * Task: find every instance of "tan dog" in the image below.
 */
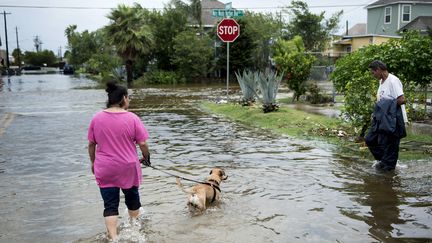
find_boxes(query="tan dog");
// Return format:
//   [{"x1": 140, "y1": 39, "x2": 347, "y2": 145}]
[{"x1": 176, "y1": 168, "x2": 228, "y2": 212}]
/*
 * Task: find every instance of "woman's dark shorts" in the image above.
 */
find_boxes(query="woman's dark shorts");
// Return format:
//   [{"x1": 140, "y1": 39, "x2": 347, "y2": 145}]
[{"x1": 99, "y1": 186, "x2": 141, "y2": 217}]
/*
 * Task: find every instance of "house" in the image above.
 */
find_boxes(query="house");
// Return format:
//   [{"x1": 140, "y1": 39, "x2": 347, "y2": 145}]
[
  {"x1": 331, "y1": 34, "x2": 400, "y2": 55},
  {"x1": 366, "y1": 0, "x2": 432, "y2": 36},
  {"x1": 399, "y1": 15, "x2": 432, "y2": 35},
  {"x1": 328, "y1": 24, "x2": 400, "y2": 56},
  {"x1": 201, "y1": 0, "x2": 226, "y2": 29}
]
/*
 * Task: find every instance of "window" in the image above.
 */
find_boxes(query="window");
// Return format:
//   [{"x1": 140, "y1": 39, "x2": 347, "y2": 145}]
[
  {"x1": 385, "y1": 7, "x2": 391, "y2": 24},
  {"x1": 346, "y1": 46, "x2": 352, "y2": 53},
  {"x1": 402, "y1": 5, "x2": 411, "y2": 22}
]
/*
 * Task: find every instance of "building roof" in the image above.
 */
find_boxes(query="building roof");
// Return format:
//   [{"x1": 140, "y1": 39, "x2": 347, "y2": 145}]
[
  {"x1": 400, "y1": 16, "x2": 432, "y2": 31},
  {"x1": 366, "y1": 0, "x2": 432, "y2": 9},
  {"x1": 201, "y1": 0, "x2": 225, "y2": 27},
  {"x1": 348, "y1": 23, "x2": 367, "y2": 35}
]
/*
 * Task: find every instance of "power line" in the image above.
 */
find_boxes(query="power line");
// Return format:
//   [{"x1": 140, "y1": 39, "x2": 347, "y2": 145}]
[{"x1": 0, "y1": 4, "x2": 369, "y2": 11}]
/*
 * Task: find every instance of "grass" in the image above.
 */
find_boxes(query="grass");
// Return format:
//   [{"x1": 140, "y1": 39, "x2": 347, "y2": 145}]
[
  {"x1": 202, "y1": 102, "x2": 349, "y2": 141},
  {"x1": 278, "y1": 94, "x2": 345, "y2": 104},
  {"x1": 201, "y1": 101, "x2": 432, "y2": 160}
]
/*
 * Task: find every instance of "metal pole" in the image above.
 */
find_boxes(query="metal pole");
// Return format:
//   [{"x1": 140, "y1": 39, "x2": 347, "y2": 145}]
[
  {"x1": 3, "y1": 11, "x2": 10, "y2": 69},
  {"x1": 16, "y1": 26, "x2": 21, "y2": 69},
  {"x1": 226, "y1": 42, "x2": 229, "y2": 99}
]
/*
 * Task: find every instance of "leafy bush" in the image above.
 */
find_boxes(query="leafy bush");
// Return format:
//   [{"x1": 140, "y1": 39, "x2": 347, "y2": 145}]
[
  {"x1": 305, "y1": 82, "x2": 333, "y2": 104},
  {"x1": 140, "y1": 70, "x2": 185, "y2": 85},
  {"x1": 309, "y1": 66, "x2": 327, "y2": 81},
  {"x1": 273, "y1": 36, "x2": 316, "y2": 101},
  {"x1": 172, "y1": 30, "x2": 213, "y2": 79},
  {"x1": 331, "y1": 31, "x2": 432, "y2": 136},
  {"x1": 23, "y1": 50, "x2": 58, "y2": 67},
  {"x1": 235, "y1": 70, "x2": 259, "y2": 106}
]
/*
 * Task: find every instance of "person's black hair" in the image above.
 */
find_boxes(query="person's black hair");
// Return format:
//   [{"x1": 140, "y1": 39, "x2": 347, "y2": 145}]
[
  {"x1": 105, "y1": 81, "x2": 128, "y2": 108},
  {"x1": 368, "y1": 60, "x2": 387, "y2": 71}
]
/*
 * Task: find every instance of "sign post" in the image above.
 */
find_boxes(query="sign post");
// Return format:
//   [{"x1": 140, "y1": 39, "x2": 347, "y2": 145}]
[{"x1": 217, "y1": 18, "x2": 240, "y2": 99}]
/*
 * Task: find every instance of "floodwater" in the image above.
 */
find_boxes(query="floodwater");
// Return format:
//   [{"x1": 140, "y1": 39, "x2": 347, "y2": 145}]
[{"x1": 0, "y1": 74, "x2": 431, "y2": 243}]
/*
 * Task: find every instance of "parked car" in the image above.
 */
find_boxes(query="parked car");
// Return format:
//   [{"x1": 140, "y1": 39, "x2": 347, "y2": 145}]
[
  {"x1": 21, "y1": 65, "x2": 41, "y2": 71},
  {"x1": 63, "y1": 64, "x2": 75, "y2": 75}
]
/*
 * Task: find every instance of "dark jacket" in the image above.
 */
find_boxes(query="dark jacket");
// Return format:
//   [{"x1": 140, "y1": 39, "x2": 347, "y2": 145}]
[{"x1": 370, "y1": 98, "x2": 406, "y2": 138}]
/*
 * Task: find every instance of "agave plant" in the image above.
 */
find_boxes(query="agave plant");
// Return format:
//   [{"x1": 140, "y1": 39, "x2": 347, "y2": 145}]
[
  {"x1": 112, "y1": 66, "x2": 126, "y2": 82},
  {"x1": 235, "y1": 70, "x2": 259, "y2": 106},
  {"x1": 256, "y1": 68, "x2": 283, "y2": 113}
]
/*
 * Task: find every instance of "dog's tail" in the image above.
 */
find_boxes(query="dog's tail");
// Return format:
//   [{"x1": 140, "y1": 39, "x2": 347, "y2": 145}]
[{"x1": 176, "y1": 177, "x2": 190, "y2": 194}]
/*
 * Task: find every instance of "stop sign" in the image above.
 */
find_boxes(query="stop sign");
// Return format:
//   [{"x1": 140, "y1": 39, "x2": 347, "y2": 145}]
[{"x1": 217, "y1": 18, "x2": 240, "y2": 42}]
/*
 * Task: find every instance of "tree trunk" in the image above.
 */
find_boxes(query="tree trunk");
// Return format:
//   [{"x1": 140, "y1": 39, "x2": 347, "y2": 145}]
[{"x1": 126, "y1": 60, "x2": 133, "y2": 88}]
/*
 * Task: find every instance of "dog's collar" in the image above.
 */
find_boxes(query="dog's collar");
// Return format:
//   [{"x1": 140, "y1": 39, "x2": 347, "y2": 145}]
[{"x1": 207, "y1": 179, "x2": 220, "y2": 186}]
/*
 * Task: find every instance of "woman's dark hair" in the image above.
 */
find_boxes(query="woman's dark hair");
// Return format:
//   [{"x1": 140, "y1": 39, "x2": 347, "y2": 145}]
[
  {"x1": 368, "y1": 60, "x2": 387, "y2": 71},
  {"x1": 105, "y1": 81, "x2": 128, "y2": 108}
]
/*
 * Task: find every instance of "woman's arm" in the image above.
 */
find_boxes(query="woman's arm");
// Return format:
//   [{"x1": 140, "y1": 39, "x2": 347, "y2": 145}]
[
  {"x1": 138, "y1": 141, "x2": 150, "y2": 165},
  {"x1": 88, "y1": 141, "x2": 96, "y2": 174}
]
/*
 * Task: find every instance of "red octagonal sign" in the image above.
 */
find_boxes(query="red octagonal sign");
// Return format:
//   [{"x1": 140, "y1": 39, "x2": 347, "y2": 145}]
[{"x1": 217, "y1": 18, "x2": 240, "y2": 43}]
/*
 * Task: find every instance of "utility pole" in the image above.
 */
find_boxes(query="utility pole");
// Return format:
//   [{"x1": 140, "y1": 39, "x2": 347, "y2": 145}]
[
  {"x1": 15, "y1": 26, "x2": 21, "y2": 68},
  {"x1": 34, "y1": 35, "x2": 43, "y2": 52},
  {"x1": 1, "y1": 11, "x2": 11, "y2": 70},
  {"x1": 58, "y1": 46, "x2": 62, "y2": 61}
]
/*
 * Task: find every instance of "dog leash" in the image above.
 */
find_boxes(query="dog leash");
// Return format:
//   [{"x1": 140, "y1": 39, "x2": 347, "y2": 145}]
[{"x1": 143, "y1": 164, "x2": 207, "y2": 185}]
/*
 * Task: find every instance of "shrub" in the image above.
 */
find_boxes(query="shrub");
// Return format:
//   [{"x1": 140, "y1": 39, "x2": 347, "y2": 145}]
[
  {"x1": 331, "y1": 31, "x2": 432, "y2": 136},
  {"x1": 141, "y1": 70, "x2": 185, "y2": 85},
  {"x1": 273, "y1": 36, "x2": 315, "y2": 101},
  {"x1": 305, "y1": 82, "x2": 333, "y2": 104},
  {"x1": 256, "y1": 68, "x2": 283, "y2": 113},
  {"x1": 235, "y1": 69, "x2": 259, "y2": 106}
]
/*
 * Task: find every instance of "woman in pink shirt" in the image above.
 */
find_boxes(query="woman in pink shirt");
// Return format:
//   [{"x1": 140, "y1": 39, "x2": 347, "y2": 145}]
[{"x1": 88, "y1": 81, "x2": 150, "y2": 241}]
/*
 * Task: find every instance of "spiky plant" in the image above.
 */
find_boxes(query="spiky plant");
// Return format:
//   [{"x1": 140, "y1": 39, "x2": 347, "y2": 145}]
[
  {"x1": 256, "y1": 68, "x2": 283, "y2": 113},
  {"x1": 235, "y1": 70, "x2": 259, "y2": 106}
]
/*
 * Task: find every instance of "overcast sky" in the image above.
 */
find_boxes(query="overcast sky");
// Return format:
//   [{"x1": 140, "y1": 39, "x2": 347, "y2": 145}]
[{"x1": 0, "y1": 0, "x2": 376, "y2": 54}]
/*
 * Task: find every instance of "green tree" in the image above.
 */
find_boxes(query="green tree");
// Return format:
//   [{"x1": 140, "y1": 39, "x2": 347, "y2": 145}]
[
  {"x1": 273, "y1": 36, "x2": 315, "y2": 101},
  {"x1": 104, "y1": 3, "x2": 154, "y2": 87},
  {"x1": 331, "y1": 31, "x2": 432, "y2": 136},
  {"x1": 385, "y1": 31, "x2": 432, "y2": 88},
  {"x1": 172, "y1": 30, "x2": 213, "y2": 79},
  {"x1": 332, "y1": 49, "x2": 379, "y2": 136},
  {"x1": 188, "y1": 0, "x2": 202, "y2": 29},
  {"x1": 217, "y1": 12, "x2": 281, "y2": 74},
  {"x1": 64, "y1": 25, "x2": 98, "y2": 67},
  {"x1": 11, "y1": 48, "x2": 23, "y2": 67},
  {"x1": 217, "y1": 17, "x2": 256, "y2": 74},
  {"x1": 148, "y1": 3, "x2": 188, "y2": 71},
  {"x1": 23, "y1": 50, "x2": 57, "y2": 66},
  {"x1": 284, "y1": 0, "x2": 342, "y2": 52},
  {"x1": 242, "y1": 12, "x2": 281, "y2": 70}
]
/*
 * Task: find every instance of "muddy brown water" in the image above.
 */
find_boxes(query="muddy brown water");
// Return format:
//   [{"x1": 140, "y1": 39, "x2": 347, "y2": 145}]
[{"x1": 0, "y1": 75, "x2": 431, "y2": 242}]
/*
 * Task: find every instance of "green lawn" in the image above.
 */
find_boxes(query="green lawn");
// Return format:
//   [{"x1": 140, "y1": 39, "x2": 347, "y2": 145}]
[
  {"x1": 202, "y1": 102, "x2": 345, "y2": 140},
  {"x1": 201, "y1": 102, "x2": 432, "y2": 160}
]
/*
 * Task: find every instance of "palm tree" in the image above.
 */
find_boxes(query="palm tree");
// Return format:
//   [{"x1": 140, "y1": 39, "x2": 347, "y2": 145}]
[
  {"x1": 104, "y1": 3, "x2": 153, "y2": 87},
  {"x1": 189, "y1": 0, "x2": 202, "y2": 31}
]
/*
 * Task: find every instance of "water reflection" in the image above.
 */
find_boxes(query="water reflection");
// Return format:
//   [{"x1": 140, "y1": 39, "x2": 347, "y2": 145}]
[
  {"x1": 0, "y1": 77, "x2": 12, "y2": 92},
  {"x1": 362, "y1": 174, "x2": 404, "y2": 241}
]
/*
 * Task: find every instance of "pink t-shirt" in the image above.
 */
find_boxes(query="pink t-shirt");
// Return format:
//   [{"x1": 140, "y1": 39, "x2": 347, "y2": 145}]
[{"x1": 88, "y1": 111, "x2": 149, "y2": 188}]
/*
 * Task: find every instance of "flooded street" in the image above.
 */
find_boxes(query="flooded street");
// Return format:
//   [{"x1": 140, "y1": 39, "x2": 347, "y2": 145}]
[{"x1": 0, "y1": 74, "x2": 431, "y2": 242}]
